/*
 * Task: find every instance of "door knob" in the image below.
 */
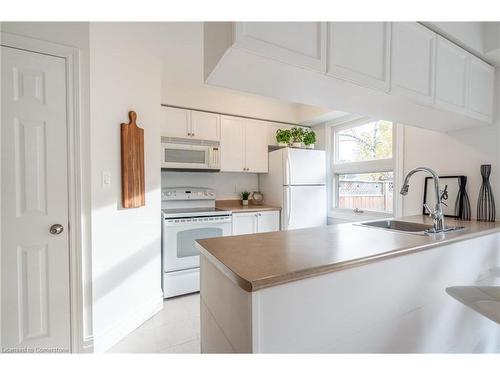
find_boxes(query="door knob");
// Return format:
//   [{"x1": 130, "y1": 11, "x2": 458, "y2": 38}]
[{"x1": 49, "y1": 224, "x2": 64, "y2": 235}]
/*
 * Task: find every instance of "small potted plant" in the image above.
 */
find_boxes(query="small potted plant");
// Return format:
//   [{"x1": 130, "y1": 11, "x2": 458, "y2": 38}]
[
  {"x1": 275, "y1": 129, "x2": 291, "y2": 147},
  {"x1": 290, "y1": 127, "x2": 304, "y2": 148},
  {"x1": 303, "y1": 129, "x2": 316, "y2": 149},
  {"x1": 241, "y1": 191, "x2": 251, "y2": 206}
]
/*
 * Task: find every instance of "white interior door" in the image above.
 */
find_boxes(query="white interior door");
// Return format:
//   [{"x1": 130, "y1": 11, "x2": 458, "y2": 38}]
[
  {"x1": 1, "y1": 46, "x2": 71, "y2": 351},
  {"x1": 284, "y1": 185, "x2": 327, "y2": 230}
]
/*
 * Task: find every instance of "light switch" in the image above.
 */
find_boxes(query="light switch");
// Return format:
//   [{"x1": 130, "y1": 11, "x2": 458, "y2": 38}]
[{"x1": 102, "y1": 171, "x2": 111, "y2": 187}]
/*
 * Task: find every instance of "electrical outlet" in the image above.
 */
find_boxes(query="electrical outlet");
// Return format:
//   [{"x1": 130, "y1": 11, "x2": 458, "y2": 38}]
[{"x1": 102, "y1": 171, "x2": 111, "y2": 187}]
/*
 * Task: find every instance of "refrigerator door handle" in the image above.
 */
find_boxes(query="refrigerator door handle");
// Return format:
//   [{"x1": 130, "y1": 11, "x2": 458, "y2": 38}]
[
  {"x1": 285, "y1": 156, "x2": 291, "y2": 186},
  {"x1": 287, "y1": 187, "x2": 292, "y2": 227}
]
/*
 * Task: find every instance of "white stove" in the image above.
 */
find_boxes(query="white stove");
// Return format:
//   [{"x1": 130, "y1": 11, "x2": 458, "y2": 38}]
[{"x1": 161, "y1": 187, "x2": 232, "y2": 298}]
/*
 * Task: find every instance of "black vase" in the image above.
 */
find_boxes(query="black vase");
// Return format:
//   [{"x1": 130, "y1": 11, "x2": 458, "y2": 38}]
[
  {"x1": 477, "y1": 164, "x2": 495, "y2": 222},
  {"x1": 455, "y1": 176, "x2": 471, "y2": 221}
]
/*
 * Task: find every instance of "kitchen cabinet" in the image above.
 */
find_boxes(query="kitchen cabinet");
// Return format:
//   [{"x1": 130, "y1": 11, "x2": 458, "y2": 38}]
[
  {"x1": 234, "y1": 22, "x2": 327, "y2": 72},
  {"x1": 232, "y1": 212, "x2": 257, "y2": 235},
  {"x1": 232, "y1": 210, "x2": 280, "y2": 235},
  {"x1": 161, "y1": 107, "x2": 220, "y2": 141},
  {"x1": 468, "y1": 56, "x2": 495, "y2": 122},
  {"x1": 435, "y1": 36, "x2": 468, "y2": 113},
  {"x1": 256, "y1": 211, "x2": 280, "y2": 233},
  {"x1": 327, "y1": 22, "x2": 391, "y2": 91},
  {"x1": 206, "y1": 22, "x2": 496, "y2": 132},
  {"x1": 390, "y1": 22, "x2": 436, "y2": 105},
  {"x1": 245, "y1": 120, "x2": 269, "y2": 173},
  {"x1": 190, "y1": 110, "x2": 220, "y2": 141},
  {"x1": 161, "y1": 106, "x2": 190, "y2": 138},
  {"x1": 220, "y1": 116, "x2": 268, "y2": 173}
]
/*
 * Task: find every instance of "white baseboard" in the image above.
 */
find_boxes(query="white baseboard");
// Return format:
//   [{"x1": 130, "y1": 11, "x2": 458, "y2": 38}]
[{"x1": 94, "y1": 291, "x2": 163, "y2": 353}]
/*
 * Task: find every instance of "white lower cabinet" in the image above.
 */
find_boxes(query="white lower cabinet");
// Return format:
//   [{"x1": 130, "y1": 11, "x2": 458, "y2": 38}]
[
  {"x1": 256, "y1": 211, "x2": 280, "y2": 233},
  {"x1": 232, "y1": 210, "x2": 280, "y2": 235},
  {"x1": 232, "y1": 212, "x2": 258, "y2": 235}
]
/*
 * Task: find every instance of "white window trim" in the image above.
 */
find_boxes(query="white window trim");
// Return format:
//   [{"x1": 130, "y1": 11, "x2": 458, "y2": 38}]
[{"x1": 325, "y1": 116, "x2": 405, "y2": 222}]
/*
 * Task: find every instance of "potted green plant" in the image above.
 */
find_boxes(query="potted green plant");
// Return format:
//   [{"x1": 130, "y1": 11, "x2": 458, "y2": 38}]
[
  {"x1": 275, "y1": 129, "x2": 291, "y2": 147},
  {"x1": 290, "y1": 127, "x2": 304, "y2": 148},
  {"x1": 303, "y1": 129, "x2": 316, "y2": 149},
  {"x1": 241, "y1": 191, "x2": 251, "y2": 206}
]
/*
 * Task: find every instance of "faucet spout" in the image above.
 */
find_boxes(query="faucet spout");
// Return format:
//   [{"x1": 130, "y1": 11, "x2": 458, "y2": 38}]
[{"x1": 400, "y1": 167, "x2": 445, "y2": 232}]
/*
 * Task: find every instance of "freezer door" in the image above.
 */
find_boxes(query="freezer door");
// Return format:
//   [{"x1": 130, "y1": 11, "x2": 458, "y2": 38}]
[
  {"x1": 283, "y1": 185, "x2": 327, "y2": 230},
  {"x1": 284, "y1": 148, "x2": 326, "y2": 186}
]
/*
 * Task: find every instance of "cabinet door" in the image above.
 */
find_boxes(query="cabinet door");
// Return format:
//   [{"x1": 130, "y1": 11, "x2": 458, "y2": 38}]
[
  {"x1": 191, "y1": 110, "x2": 220, "y2": 141},
  {"x1": 468, "y1": 56, "x2": 495, "y2": 122},
  {"x1": 257, "y1": 211, "x2": 280, "y2": 233},
  {"x1": 232, "y1": 212, "x2": 257, "y2": 235},
  {"x1": 234, "y1": 22, "x2": 327, "y2": 72},
  {"x1": 220, "y1": 116, "x2": 245, "y2": 172},
  {"x1": 245, "y1": 120, "x2": 269, "y2": 173},
  {"x1": 435, "y1": 36, "x2": 468, "y2": 113},
  {"x1": 161, "y1": 107, "x2": 190, "y2": 138},
  {"x1": 327, "y1": 22, "x2": 391, "y2": 91},
  {"x1": 390, "y1": 22, "x2": 436, "y2": 104}
]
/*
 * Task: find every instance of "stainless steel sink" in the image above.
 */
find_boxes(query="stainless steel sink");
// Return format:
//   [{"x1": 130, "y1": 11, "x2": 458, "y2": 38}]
[{"x1": 358, "y1": 219, "x2": 464, "y2": 235}]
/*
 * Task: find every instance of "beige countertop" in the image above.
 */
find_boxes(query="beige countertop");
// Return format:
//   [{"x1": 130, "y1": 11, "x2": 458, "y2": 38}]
[
  {"x1": 215, "y1": 200, "x2": 280, "y2": 213},
  {"x1": 197, "y1": 216, "x2": 500, "y2": 292}
]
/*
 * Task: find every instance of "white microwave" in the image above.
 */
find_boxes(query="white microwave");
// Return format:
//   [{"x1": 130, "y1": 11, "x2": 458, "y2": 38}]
[{"x1": 161, "y1": 137, "x2": 220, "y2": 171}]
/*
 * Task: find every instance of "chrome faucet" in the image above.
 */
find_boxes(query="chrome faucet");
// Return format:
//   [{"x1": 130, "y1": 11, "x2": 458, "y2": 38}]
[{"x1": 400, "y1": 167, "x2": 445, "y2": 232}]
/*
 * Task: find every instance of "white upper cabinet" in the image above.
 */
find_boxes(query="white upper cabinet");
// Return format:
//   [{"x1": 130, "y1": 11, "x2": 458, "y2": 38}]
[
  {"x1": 190, "y1": 110, "x2": 220, "y2": 141},
  {"x1": 220, "y1": 116, "x2": 245, "y2": 172},
  {"x1": 468, "y1": 56, "x2": 495, "y2": 122},
  {"x1": 390, "y1": 22, "x2": 436, "y2": 105},
  {"x1": 161, "y1": 107, "x2": 220, "y2": 140},
  {"x1": 327, "y1": 22, "x2": 391, "y2": 91},
  {"x1": 244, "y1": 120, "x2": 269, "y2": 173},
  {"x1": 435, "y1": 36, "x2": 469, "y2": 113},
  {"x1": 234, "y1": 22, "x2": 327, "y2": 72},
  {"x1": 220, "y1": 116, "x2": 269, "y2": 173},
  {"x1": 161, "y1": 106, "x2": 190, "y2": 138}
]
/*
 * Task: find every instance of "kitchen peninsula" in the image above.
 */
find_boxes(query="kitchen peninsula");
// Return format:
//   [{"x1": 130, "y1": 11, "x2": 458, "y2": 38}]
[{"x1": 197, "y1": 216, "x2": 500, "y2": 353}]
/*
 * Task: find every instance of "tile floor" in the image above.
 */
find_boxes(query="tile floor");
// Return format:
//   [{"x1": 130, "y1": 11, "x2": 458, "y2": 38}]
[{"x1": 108, "y1": 293, "x2": 201, "y2": 353}]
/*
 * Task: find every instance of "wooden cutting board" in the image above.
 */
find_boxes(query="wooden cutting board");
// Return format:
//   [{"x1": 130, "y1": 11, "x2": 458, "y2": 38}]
[{"x1": 121, "y1": 111, "x2": 145, "y2": 208}]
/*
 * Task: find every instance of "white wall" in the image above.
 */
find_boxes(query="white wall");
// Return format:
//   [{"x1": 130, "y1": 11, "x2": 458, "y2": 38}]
[
  {"x1": 162, "y1": 172, "x2": 258, "y2": 200},
  {"x1": 402, "y1": 125, "x2": 498, "y2": 217},
  {"x1": 89, "y1": 23, "x2": 163, "y2": 353},
  {"x1": 317, "y1": 68, "x2": 500, "y2": 220},
  {"x1": 404, "y1": 68, "x2": 500, "y2": 217},
  {"x1": 158, "y1": 22, "x2": 327, "y2": 124},
  {"x1": 0, "y1": 22, "x2": 94, "y2": 351}
]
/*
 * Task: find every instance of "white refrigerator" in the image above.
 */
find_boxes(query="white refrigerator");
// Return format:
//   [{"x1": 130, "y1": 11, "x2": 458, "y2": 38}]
[{"x1": 260, "y1": 148, "x2": 327, "y2": 230}]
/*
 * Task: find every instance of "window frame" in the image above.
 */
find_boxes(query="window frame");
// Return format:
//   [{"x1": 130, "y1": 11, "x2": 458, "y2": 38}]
[{"x1": 326, "y1": 116, "x2": 404, "y2": 222}]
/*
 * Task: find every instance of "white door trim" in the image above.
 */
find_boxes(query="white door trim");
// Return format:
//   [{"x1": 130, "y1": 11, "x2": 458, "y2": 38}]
[{"x1": 0, "y1": 31, "x2": 93, "y2": 353}]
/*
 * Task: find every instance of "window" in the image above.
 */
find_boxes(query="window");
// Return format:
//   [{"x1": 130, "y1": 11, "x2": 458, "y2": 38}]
[{"x1": 329, "y1": 118, "x2": 402, "y2": 220}]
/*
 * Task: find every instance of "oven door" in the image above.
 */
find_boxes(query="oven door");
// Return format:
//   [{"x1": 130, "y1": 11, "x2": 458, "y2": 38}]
[
  {"x1": 161, "y1": 143, "x2": 218, "y2": 170},
  {"x1": 162, "y1": 215, "x2": 232, "y2": 272}
]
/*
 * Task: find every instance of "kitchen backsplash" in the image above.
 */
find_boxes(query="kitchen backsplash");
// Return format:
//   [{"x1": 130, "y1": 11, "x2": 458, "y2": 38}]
[{"x1": 161, "y1": 171, "x2": 258, "y2": 200}]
